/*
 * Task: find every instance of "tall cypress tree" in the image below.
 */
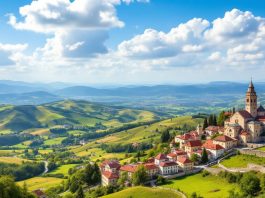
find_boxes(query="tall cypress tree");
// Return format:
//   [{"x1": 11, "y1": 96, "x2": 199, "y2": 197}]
[
  {"x1": 213, "y1": 115, "x2": 217, "y2": 126},
  {"x1": 201, "y1": 148, "x2": 208, "y2": 164},
  {"x1": 203, "y1": 118, "x2": 208, "y2": 130}
]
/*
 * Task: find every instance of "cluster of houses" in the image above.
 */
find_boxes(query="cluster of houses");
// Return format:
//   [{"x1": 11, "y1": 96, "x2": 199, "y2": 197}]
[
  {"x1": 100, "y1": 82, "x2": 264, "y2": 187},
  {"x1": 100, "y1": 123, "x2": 239, "y2": 186}
]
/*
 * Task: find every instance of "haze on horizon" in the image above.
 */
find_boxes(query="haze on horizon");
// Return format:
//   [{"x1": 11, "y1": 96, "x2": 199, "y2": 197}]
[{"x1": 0, "y1": 0, "x2": 265, "y2": 85}]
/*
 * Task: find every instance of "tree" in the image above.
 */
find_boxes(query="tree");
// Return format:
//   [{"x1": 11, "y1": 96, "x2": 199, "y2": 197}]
[
  {"x1": 208, "y1": 115, "x2": 213, "y2": 126},
  {"x1": 190, "y1": 153, "x2": 199, "y2": 163},
  {"x1": 118, "y1": 172, "x2": 128, "y2": 186},
  {"x1": 156, "y1": 175, "x2": 166, "y2": 185},
  {"x1": 160, "y1": 130, "x2": 170, "y2": 143},
  {"x1": 217, "y1": 111, "x2": 225, "y2": 126},
  {"x1": 203, "y1": 118, "x2": 208, "y2": 130},
  {"x1": 239, "y1": 172, "x2": 261, "y2": 196},
  {"x1": 201, "y1": 148, "x2": 208, "y2": 164},
  {"x1": 213, "y1": 114, "x2": 217, "y2": 126},
  {"x1": 83, "y1": 163, "x2": 101, "y2": 186},
  {"x1": 132, "y1": 165, "x2": 148, "y2": 186},
  {"x1": 76, "y1": 186, "x2": 84, "y2": 198}
]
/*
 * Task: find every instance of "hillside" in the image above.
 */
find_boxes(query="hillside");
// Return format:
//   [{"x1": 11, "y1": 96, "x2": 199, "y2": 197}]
[{"x1": 0, "y1": 100, "x2": 162, "y2": 132}]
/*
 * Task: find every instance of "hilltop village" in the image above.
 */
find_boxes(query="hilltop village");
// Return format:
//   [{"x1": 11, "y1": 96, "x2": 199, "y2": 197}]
[{"x1": 100, "y1": 81, "x2": 265, "y2": 186}]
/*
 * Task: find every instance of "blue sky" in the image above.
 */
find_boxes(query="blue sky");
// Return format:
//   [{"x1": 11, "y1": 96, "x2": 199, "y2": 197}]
[{"x1": 0, "y1": 0, "x2": 265, "y2": 85}]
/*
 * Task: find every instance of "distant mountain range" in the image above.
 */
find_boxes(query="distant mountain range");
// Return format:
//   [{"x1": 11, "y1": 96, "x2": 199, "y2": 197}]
[{"x1": 0, "y1": 80, "x2": 264, "y2": 109}]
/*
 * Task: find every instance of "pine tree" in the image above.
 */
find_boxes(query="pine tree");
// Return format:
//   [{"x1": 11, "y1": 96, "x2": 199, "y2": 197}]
[
  {"x1": 160, "y1": 129, "x2": 170, "y2": 143},
  {"x1": 217, "y1": 111, "x2": 225, "y2": 126},
  {"x1": 203, "y1": 118, "x2": 208, "y2": 130},
  {"x1": 208, "y1": 115, "x2": 213, "y2": 126},
  {"x1": 201, "y1": 148, "x2": 208, "y2": 164},
  {"x1": 213, "y1": 114, "x2": 217, "y2": 126}
]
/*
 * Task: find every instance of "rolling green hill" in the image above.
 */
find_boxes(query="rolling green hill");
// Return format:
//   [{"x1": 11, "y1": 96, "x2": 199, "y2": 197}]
[{"x1": 0, "y1": 100, "x2": 162, "y2": 132}]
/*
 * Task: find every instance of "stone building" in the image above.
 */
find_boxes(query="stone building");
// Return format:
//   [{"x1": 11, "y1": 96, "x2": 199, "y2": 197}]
[{"x1": 224, "y1": 80, "x2": 265, "y2": 144}]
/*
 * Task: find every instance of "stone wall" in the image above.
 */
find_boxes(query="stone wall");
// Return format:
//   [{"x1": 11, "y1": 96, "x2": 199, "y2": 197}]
[{"x1": 238, "y1": 149, "x2": 265, "y2": 157}]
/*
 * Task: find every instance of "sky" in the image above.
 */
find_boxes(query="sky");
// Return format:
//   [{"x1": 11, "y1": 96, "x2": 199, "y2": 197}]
[{"x1": 0, "y1": 0, "x2": 265, "y2": 85}]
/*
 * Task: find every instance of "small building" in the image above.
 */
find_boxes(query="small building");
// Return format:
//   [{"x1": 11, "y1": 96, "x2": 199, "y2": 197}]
[
  {"x1": 175, "y1": 133, "x2": 199, "y2": 149},
  {"x1": 120, "y1": 164, "x2": 138, "y2": 179},
  {"x1": 213, "y1": 135, "x2": 237, "y2": 150},
  {"x1": 144, "y1": 163, "x2": 159, "y2": 179},
  {"x1": 184, "y1": 140, "x2": 202, "y2": 154},
  {"x1": 202, "y1": 139, "x2": 225, "y2": 159},
  {"x1": 167, "y1": 153, "x2": 177, "y2": 162},
  {"x1": 158, "y1": 161, "x2": 178, "y2": 175},
  {"x1": 205, "y1": 126, "x2": 219, "y2": 136},
  {"x1": 177, "y1": 157, "x2": 193, "y2": 172},
  {"x1": 101, "y1": 171, "x2": 119, "y2": 186},
  {"x1": 154, "y1": 153, "x2": 168, "y2": 165},
  {"x1": 100, "y1": 160, "x2": 120, "y2": 173}
]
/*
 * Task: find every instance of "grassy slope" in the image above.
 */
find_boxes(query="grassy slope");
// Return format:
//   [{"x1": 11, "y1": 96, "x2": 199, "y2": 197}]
[
  {"x1": 0, "y1": 157, "x2": 31, "y2": 164},
  {"x1": 102, "y1": 186, "x2": 181, "y2": 198},
  {"x1": 17, "y1": 177, "x2": 64, "y2": 191},
  {"x1": 221, "y1": 154, "x2": 265, "y2": 168},
  {"x1": 0, "y1": 100, "x2": 159, "y2": 132},
  {"x1": 49, "y1": 164, "x2": 78, "y2": 176},
  {"x1": 162, "y1": 173, "x2": 239, "y2": 198},
  {"x1": 72, "y1": 116, "x2": 202, "y2": 160}
]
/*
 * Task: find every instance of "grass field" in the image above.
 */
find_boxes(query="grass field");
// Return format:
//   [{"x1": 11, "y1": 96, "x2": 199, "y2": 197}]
[
  {"x1": 257, "y1": 147, "x2": 265, "y2": 151},
  {"x1": 44, "y1": 137, "x2": 66, "y2": 146},
  {"x1": 162, "y1": 173, "x2": 239, "y2": 198},
  {"x1": 0, "y1": 157, "x2": 30, "y2": 164},
  {"x1": 17, "y1": 177, "x2": 64, "y2": 191},
  {"x1": 221, "y1": 154, "x2": 265, "y2": 168},
  {"x1": 49, "y1": 164, "x2": 79, "y2": 176},
  {"x1": 102, "y1": 186, "x2": 181, "y2": 198}
]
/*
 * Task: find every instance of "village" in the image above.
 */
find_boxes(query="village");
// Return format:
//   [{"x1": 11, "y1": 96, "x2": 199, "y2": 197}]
[{"x1": 100, "y1": 81, "x2": 265, "y2": 187}]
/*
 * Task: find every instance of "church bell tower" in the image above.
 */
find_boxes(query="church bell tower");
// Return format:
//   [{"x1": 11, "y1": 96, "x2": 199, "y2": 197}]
[{"x1": 245, "y1": 79, "x2": 257, "y2": 117}]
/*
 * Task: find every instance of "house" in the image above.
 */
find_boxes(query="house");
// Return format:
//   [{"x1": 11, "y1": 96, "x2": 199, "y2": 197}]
[
  {"x1": 159, "y1": 161, "x2": 178, "y2": 175},
  {"x1": 175, "y1": 133, "x2": 198, "y2": 149},
  {"x1": 213, "y1": 135, "x2": 237, "y2": 150},
  {"x1": 154, "y1": 153, "x2": 168, "y2": 165},
  {"x1": 202, "y1": 139, "x2": 225, "y2": 159},
  {"x1": 205, "y1": 126, "x2": 219, "y2": 136},
  {"x1": 32, "y1": 189, "x2": 47, "y2": 198},
  {"x1": 101, "y1": 171, "x2": 119, "y2": 186},
  {"x1": 172, "y1": 149, "x2": 188, "y2": 159},
  {"x1": 120, "y1": 164, "x2": 138, "y2": 179},
  {"x1": 100, "y1": 160, "x2": 120, "y2": 173},
  {"x1": 184, "y1": 140, "x2": 202, "y2": 154},
  {"x1": 144, "y1": 163, "x2": 159, "y2": 179},
  {"x1": 167, "y1": 153, "x2": 177, "y2": 162},
  {"x1": 177, "y1": 157, "x2": 193, "y2": 172}
]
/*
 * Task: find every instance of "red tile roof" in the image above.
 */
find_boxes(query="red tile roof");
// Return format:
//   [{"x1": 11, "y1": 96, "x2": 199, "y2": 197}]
[
  {"x1": 102, "y1": 171, "x2": 119, "y2": 179},
  {"x1": 120, "y1": 164, "x2": 138, "y2": 173},
  {"x1": 174, "y1": 150, "x2": 187, "y2": 156},
  {"x1": 144, "y1": 163, "x2": 158, "y2": 170},
  {"x1": 202, "y1": 140, "x2": 224, "y2": 150},
  {"x1": 240, "y1": 131, "x2": 250, "y2": 136},
  {"x1": 101, "y1": 160, "x2": 120, "y2": 169},
  {"x1": 167, "y1": 153, "x2": 177, "y2": 158},
  {"x1": 238, "y1": 110, "x2": 253, "y2": 119},
  {"x1": 177, "y1": 157, "x2": 192, "y2": 164},
  {"x1": 205, "y1": 126, "x2": 219, "y2": 132},
  {"x1": 185, "y1": 140, "x2": 202, "y2": 147},
  {"x1": 155, "y1": 153, "x2": 167, "y2": 160},
  {"x1": 214, "y1": 135, "x2": 236, "y2": 142},
  {"x1": 159, "y1": 161, "x2": 177, "y2": 167},
  {"x1": 257, "y1": 116, "x2": 265, "y2": 121}
]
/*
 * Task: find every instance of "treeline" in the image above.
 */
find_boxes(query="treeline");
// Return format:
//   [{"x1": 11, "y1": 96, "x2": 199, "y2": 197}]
[
  {"x1": 0, "y1": 134, "x2": 34, "y2": 146},
  {"x1": 0, "y1": 162, "x2": 44, "y2": 181},
  {"x1": 101, "y1": 142, "x2": 152, "y2": 153},
  {"x1": 0, "y1": 176, "x2": 35, "y2": 198}
]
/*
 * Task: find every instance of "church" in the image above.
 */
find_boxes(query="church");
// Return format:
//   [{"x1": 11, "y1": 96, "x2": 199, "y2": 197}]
[{"x1": 224, "y1": 80, "x2": 265, "y2": 144}]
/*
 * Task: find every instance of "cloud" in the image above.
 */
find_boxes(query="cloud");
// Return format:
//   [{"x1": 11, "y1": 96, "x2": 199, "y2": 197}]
[
  {"x1": 118, "y1": 18, "x2": 210, "y2": 58},
  {"x1": 0, "y1": 43, "x2": 28, "y2": 66},
  {"x1": 118, "y1": 9, "x2": 265, "y2": 70}
]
